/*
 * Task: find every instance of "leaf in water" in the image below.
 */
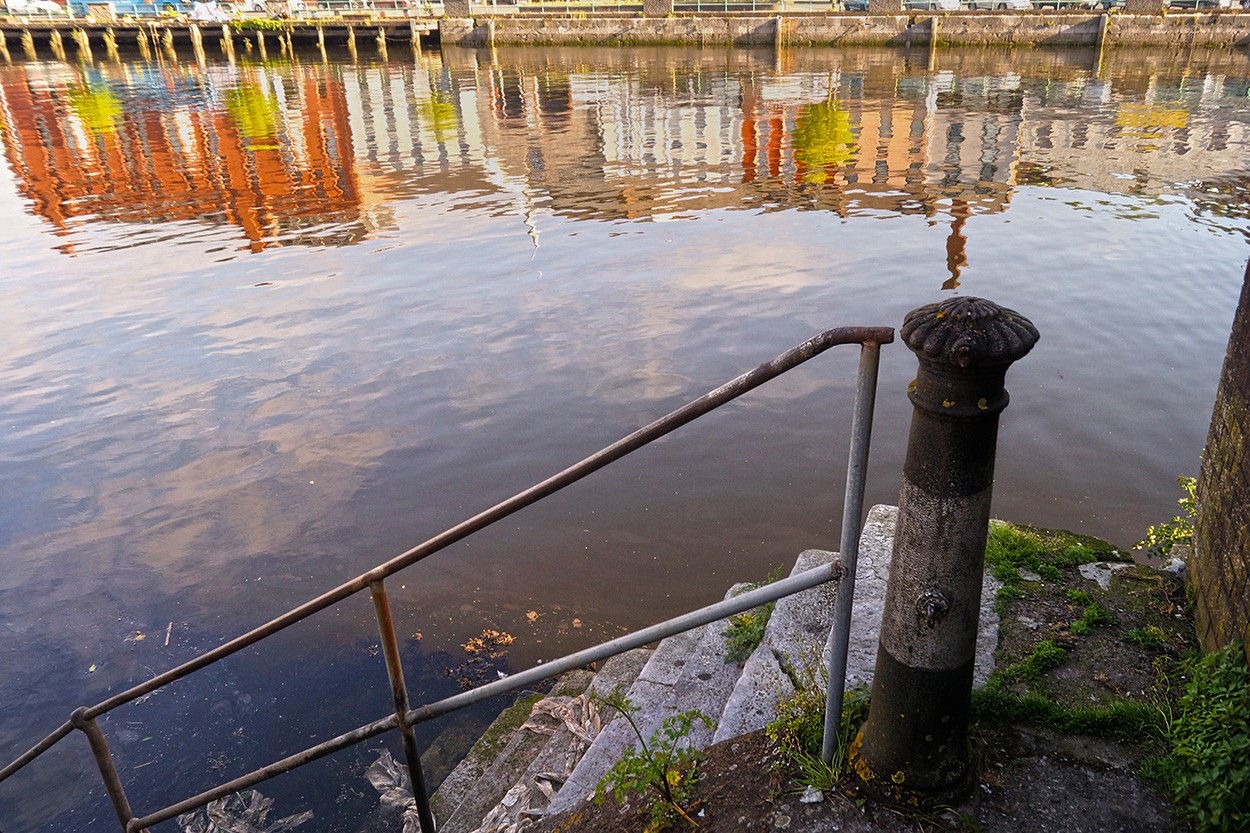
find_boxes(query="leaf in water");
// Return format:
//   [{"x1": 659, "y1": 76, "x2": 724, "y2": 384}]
[{"x1": 176, "y1": 789, "x2": 312, "y2": 833}]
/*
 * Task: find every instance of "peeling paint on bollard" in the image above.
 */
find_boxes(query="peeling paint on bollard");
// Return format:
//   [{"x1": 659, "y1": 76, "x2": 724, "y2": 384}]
[{"x1": 852, "y1": 297, "x2": 1037, "y2": 807}]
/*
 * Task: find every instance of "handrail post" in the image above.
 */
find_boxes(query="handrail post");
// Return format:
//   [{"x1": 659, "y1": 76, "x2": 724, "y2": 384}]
[
  {"x1": 370, "y1": 580, "x2": 436, "y2": 833},
  {"x1": 851, "y1": 298, "x2": 1038, "y2": 806},
  {"x1": 820, "y1": 339, "x2": 882, "y2": 764},
  {"x1": 70, "y1": 709, "x2": 144, "y2": 833}
]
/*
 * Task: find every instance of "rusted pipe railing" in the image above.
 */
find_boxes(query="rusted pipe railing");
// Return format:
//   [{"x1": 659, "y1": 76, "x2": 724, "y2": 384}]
[
  {"x1": 128, "y1": 561, "x2": 843, "y2": 831},
  {"x1": 370, "y1": 580, "x2": 436, "y2": 833},
  {"x1": 2, "y1": 324, "x2": 893, "y2": 833}
]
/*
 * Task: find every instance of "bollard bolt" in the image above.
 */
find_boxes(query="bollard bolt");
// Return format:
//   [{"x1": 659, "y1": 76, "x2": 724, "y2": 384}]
[{"x1": 851, "y1": 296, "x2": 1037, "y2": 807}]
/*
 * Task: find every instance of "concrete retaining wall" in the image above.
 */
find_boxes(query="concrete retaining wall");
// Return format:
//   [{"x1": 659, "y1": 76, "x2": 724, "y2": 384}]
[
  {"x1": 1194, "y1": 261, "x2": 1250, "y2": 661},
  {"x1": 439, "y1": 12, "x2": 1250, "y2": 47}
]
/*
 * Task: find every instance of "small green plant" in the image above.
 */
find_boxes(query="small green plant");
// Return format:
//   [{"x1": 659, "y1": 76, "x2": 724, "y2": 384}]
[
  {"x1": 1070, "y1": 603, "x2": 1113, "y2": 636},
  {"x1": 1066, "y1": 589, "x2": 1091, "y2": 605},
  {"x1": 1038, "y1": 564, "x2": 1063, "y2": 583},
  {"x1": 1135, "y1": 475, "x2": 1197, "y2": 559},
  {"x1": 1125, "y1": 626, "x2": 1170, "y2": 652},
  {"x1": 724, "y1": 566, "x2": 782, "y2": 664},
  {"x1": 1145, "y1": 642, "x2": 1250, "y2": 833},
  {"x1": 594, "y1": 690, "x2": 712, "y2": 830},
  {"x1": 766, "y1": 683, "x2": 871, "y2": 786},
  {"x1": 1000, "y1": 639, "x2": 1067, "y2": 683}
]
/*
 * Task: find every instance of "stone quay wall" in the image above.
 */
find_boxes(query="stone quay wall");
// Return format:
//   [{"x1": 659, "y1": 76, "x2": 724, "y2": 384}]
[
  {"x1": 439, "y1": 12, "x2": 1250, "y2": 48},
  {"x1": 1194, "y1": 261, "x2": 1250, "y2": 662}
]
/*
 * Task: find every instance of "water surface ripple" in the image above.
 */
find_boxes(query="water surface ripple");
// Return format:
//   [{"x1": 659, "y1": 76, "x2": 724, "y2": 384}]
[{"x1": 0, "y1": 44, "x2": 1247, "y2": 832}]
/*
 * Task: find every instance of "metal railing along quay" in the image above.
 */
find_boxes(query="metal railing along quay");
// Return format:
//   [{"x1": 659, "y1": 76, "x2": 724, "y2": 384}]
[{"x1": 0, "y1": 324, "x2": 894, "y2": 833}]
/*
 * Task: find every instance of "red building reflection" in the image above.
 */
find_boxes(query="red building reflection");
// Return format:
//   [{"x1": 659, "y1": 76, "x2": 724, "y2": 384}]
[{"x1": 0, "y1": 63, "x2": 362, "y2": 252}]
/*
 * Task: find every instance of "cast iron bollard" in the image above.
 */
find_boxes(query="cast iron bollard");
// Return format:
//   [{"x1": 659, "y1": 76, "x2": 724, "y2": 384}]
[{"x1": 850, "y1": 297, "x2": 1038, "y2": 806}]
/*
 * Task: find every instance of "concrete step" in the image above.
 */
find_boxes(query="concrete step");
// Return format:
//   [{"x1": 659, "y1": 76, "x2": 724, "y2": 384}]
[
  {"x1": 431, "y1": 670, "x2": 594, "y2": 833},
  {"x1": 544, "y1": 582, "x2": 751, "y2": 816},
  {"x1": 714, "y1": 503, "x2": 1002, "y2": 744},
  {"x1": 465, "y1": 647, "x2": 653, "y2": 832},
  {"x1": 432, "y1": 648, "x2": 650, "y2": 833},
  {"x1": 714, "y1": 548, "x2": 839, "y2": 743},
  {"x1": 439, "y1": 504, "x2": 1005, "y2": 832}
]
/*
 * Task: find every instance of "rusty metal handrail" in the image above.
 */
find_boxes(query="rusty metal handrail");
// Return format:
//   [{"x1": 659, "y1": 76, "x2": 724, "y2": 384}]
[
  {"x1": 130, "y1": 560, "x2": 844, "y2": 831},
  {"x1": 0, "y1": 324, "x2": 893, "y2": 833}
]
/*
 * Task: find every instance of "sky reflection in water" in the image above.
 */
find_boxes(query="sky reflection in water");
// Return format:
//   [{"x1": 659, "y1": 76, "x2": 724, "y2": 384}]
[{"x1": 0, "y1": 44, "x2": 1248, "y2": 832}]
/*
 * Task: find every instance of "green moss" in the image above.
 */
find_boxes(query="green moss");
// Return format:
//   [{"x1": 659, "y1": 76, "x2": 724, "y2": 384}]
[
  {"x1": 1066, "y1": 589, "x2": 1092, "y2": 605},
  {"x1": 985, "y1": 523, "x2": 1129, "y2": 614},
  {"x1": 972, "y1": 683, "x2": 1164, "y2": 746},
  {"x1": 1001, "y1": 639, "x2": 1067, "y2": 683},
  {"x1": 473, "y1": 692, "x2": 543, "y2": 762}
]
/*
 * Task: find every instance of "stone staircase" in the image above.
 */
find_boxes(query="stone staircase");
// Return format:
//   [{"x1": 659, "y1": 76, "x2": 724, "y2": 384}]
[{"x1": 426, "y1": 504, "x2": 1000, "y2": 833}]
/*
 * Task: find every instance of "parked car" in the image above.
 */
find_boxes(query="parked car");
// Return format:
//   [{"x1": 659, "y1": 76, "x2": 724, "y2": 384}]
[
  {"x1": 968, "y1": 0, "x2": 1030, "y2": 9},
  {"x1": 4, "y1": 0, "x2": 65, "y2": 14},
  {"x1": 840, "y1": 0, "x2": 959, "y2": 8},
  {"x1": 1031, "y1": 0, "x2": 1102, "y2": 7},
  {"x1": 1167, "y1": 0, "x2": 1236, "y2": 8}
]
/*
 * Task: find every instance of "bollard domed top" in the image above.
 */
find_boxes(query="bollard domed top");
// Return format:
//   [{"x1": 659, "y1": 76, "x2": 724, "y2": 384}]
[{"x1": 902, "y1": 297, "x2": 1039, "y2": 369}]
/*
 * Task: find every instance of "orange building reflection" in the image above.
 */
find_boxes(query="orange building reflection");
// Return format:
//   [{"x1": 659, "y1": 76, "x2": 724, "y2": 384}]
[{"x1": 0, "y1": 63, "x2": 363, "y2": 253}]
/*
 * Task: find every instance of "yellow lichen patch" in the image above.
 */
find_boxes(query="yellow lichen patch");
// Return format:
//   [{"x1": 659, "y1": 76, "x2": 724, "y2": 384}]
[
  {"x1": 908, "y1": 380, "x2": 918, "y2": 394},
  {"x1": 525, "y1": 610, "x2": 539, "y2": 623},
  {"x1": 935, "y1": 311, "x2": 947, "y2": 319},
  {"x1": 942, "y1": 399, "x2": 955, "y2": 408},
  {"x1": 891, "y1": 770, "x2": 906, "y2": 785},
  {"x1": 977, "y1": 398, "x2": 989, "y2": 411}
]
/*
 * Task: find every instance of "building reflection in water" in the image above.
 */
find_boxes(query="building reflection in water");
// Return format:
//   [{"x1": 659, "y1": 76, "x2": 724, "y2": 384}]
[{"x1": 0, "y1": 47, "x2": 1247, "y2": 274}]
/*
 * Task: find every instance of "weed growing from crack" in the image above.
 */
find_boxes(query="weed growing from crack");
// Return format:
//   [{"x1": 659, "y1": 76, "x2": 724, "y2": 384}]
[
  {"x1": 1125, "y1": 625, "x2": 1170, "y2": 652},
  {"x1": 970, "y1": 682, "x2": 1164, "y2": 746},
  {"x1": 1069, "y1": 603, "x2": 1113, "y2": 636},
  {"x1": 766, "y1": 683, "x2": 871, "y2": 789},
  {"x1": 594, "y1": 689, "x2": 712, "y2": 830},
  {"x1": 723, "y1": 565, "x2": 783, "y2": 664},
  {"x1": 1134, "y1": 475, "x2": 1196, "y2": 559}
]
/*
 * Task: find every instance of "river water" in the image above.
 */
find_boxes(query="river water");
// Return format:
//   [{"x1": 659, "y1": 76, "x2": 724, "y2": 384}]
[{"x1": 0, "y1": 42, "x2": 1247, "y2": 832}]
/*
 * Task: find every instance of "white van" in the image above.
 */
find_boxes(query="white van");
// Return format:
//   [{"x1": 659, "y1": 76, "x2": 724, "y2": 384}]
[{"x1": 4, "y1": 0, "x2": 65, "y2": 13}]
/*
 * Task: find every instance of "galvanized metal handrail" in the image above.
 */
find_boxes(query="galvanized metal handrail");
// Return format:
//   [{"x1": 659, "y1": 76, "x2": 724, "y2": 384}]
[{"x1": 0, "y1": 324, "x2": 893, "y2": 833}]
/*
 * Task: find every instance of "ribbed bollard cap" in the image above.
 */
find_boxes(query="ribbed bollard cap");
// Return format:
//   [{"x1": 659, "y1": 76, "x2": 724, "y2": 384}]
[{"x1": 901, "y1": 297, "x2": 1039, "y2": 369}]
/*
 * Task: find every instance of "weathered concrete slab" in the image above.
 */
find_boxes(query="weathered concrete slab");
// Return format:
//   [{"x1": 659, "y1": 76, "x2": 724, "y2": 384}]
[
  {"x1": 715, "y1": 549, "x2": 839, "y2": 743},
  {"x1": 712, "y1": 642, "x2": 795, "y2": 743},
  {"x1": 547, "y1": 585, "x2": 750, "y2": 814},
  {"x1": 434, "y1": 670, "x2": 596, "y2": 833},
  {"x1": 462, "y1": 648, "x2": 653, "y2": 833},
  {"x1": 714, "y1": 505, "x2": 1001, "y2": 745},
  {"x1": 635, "y1": 624, "x2": 705, "y2": 687}
]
